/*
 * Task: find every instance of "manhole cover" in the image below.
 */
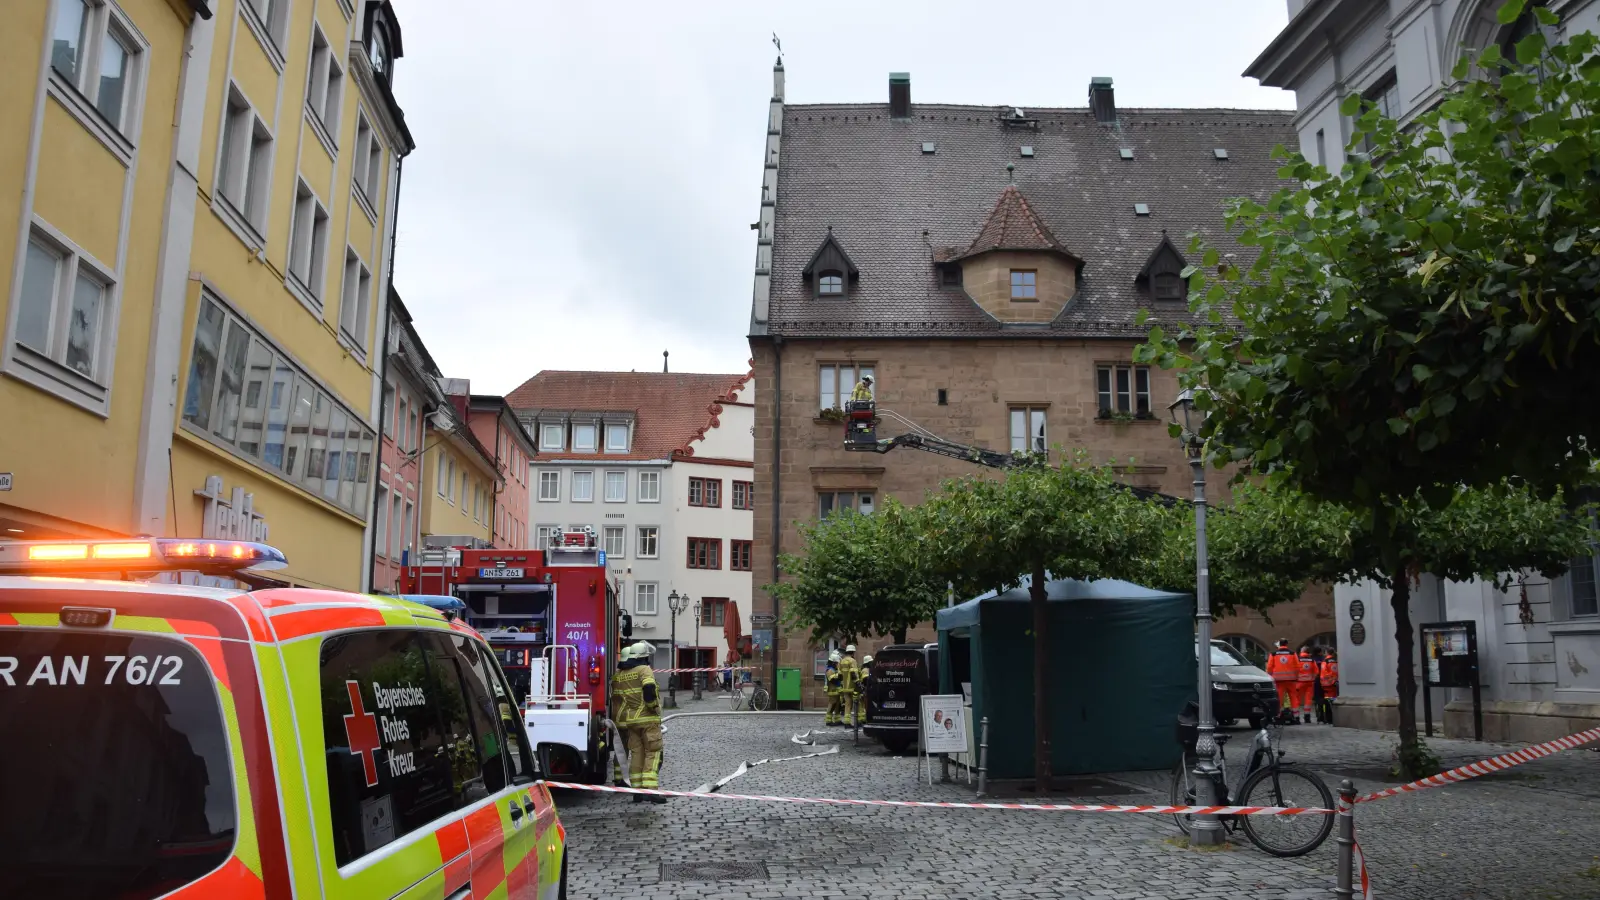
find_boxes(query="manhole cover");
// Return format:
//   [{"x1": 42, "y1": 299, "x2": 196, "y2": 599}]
[{"x1": 660, "y1": 862, "x2": 769, "y2": 881}]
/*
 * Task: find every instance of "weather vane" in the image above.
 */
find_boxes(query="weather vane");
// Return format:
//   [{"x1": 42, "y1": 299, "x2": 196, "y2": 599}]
[{"x1": 773, "y1": 32, "x2": 782, "y2": 60}]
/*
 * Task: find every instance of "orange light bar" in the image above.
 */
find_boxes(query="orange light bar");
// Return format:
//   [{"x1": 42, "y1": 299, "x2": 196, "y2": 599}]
[
  {"x1": 28, "y1": 544, "x2": 89, "y2": 561},
  {"x1": 91, "y1": 542, "x2": 154, "y2": 560}
]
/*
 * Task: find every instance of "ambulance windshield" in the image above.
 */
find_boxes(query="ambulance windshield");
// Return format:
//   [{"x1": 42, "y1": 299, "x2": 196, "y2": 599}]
[{"x1": 0, "y1": 631, "x2": 236, "y2": 899}]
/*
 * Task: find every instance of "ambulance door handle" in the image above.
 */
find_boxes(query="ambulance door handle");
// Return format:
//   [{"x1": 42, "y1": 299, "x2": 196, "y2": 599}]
[
  {"x1": 509, "y1": 801, "x2": 524, "y2": 822},
  {"x1": 521, "y1": 797, "x2": 534, "y2": 816}
]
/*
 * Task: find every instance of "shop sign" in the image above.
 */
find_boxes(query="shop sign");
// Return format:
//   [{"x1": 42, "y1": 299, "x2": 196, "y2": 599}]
[{"x1": 195, "y1": 475, "x2": 269, "y2": 542}]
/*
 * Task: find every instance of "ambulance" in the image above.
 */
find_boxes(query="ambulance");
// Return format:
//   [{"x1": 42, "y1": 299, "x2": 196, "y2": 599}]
[{"x1": 0, "y1": 537, "x2": 569, "y2": 899}]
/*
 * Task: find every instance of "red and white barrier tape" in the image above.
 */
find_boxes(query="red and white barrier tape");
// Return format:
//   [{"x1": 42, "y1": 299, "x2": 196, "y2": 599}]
[
  {"x1": 655, "y1": 666, "x2": 758, "y2": 674},
  {"x1": 537, "y1": 780, "x2": 1331, "y2": 815},
  {"x1": 1337, "y1": 797, "x2": 1373, "y2": 900},
  {"x1": 1355, "y1": 724, "x2": 1600, "y2": 804}
]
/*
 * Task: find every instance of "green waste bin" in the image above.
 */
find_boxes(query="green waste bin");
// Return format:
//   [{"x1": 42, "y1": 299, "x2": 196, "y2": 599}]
[{"x1": 777, "y1": 667, "x2": 801, "y2": 708}]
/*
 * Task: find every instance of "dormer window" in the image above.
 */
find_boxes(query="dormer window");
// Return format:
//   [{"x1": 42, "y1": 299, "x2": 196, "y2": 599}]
[
  {"x1": 369, "y1": 26, "x2": 390, "y2": 80},
  {"x1": 802, "y1": 228, "x2": 860, "y2": 300},
  {"x1": 362, "y1": 2, "x2": 402, "y2": 88},
  {"x1": 1153, "y1": 272, "x2": 1184, "y2": 301},
  {"x1": 819, "y1": 272, "x2": 844, "y2": 295},
  {"x1": 1137, "y1": 231, "x2": 1189, "y2": 305}
]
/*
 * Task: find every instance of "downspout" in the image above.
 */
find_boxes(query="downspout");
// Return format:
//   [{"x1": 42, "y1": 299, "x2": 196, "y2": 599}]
[
  {"x1": 490, "y1": 411, "x2": 501, "y2": 548},
  {"x1": 366, "y1": 153, "x2": 404, "y2": 591},
  {"x1": 770, "y1": 336, "x2": 783, "y2": 698}
]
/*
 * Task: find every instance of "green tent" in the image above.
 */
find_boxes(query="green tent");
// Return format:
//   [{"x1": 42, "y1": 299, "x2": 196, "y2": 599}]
[{"x1": 936, "y1": 575, "x2": 1192, "y2": 779}]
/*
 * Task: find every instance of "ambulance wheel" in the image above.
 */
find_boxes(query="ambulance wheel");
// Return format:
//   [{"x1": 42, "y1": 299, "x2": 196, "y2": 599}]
[{"x1": 558, "y1": 853, "x2": 568, "y2": 900}]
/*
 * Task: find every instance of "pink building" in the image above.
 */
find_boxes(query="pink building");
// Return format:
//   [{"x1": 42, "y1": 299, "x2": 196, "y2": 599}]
[
  {"x1": 440, "y1": 380, "x2": 536, "y2": 549},
  {"x1": 371, "y1": 292, "x2": 444, "y2": 592}
]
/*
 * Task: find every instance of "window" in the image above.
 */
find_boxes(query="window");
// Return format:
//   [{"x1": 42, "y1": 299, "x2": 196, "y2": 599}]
[
  {"x1": 305, "y1": 26, "x2": 344, "y2": 138},
  {"x1": 339, "y1": 250, "x2": 372, "y2": 349},
  {"x1": 368, "y1": 22, "x2": 392, "y2": 82},
  {"x1": 182, "y1": 296, "x2": 372, "y2": 514},
  {"x1": 49, "y1": 0, "x2": 144, "y2": 139},
  {"x1": 731, "y1": 540, "x2": 753, "y2": 572},
  {"x1": 540, "y1": 423, "x2": 564, "y2": 451},
  {"x1": 1314, "y1": 128, "x2": 1327, "y2": 169},
  {"x1": 1361, "y1": 72, "x2": 1400, "y2": 156},
  {"x1": 637, "y1": 526, "x2": 659, "y2": 559},
  {"x1": 14, "y1": 224, "x2": 115, "y2": 385},
  {"x1": 375, "y1": 484, "x2": 389, "y2": 557},
  {"x1": 603, "y1": 525, "x2": 624, "y2": 558},
  {"x1": 1010, "y1": 408, "x2": 1047, "y2": 453},
  {"x1": 605, "y1": 423, "x2": 629, "y2": 452},
  {"x1": 572, "y1": 423, "x2": 597, "y2": 452},
  {"x1": 396, "y1": 395, "x2": 409, "y2": 451},
  {"x1": 941, "y1": 267, "x2": 962, "y2": 286},
  {"x1": 571, "y1": 471, "x2": 594, "y2": 502},
  {"x1": 638, "y1": 471, "x2": 660, "y2": 502},
  {"x1": 818, "y1": 492, "x2": 874, "y2": 518},
  {"x1": 687, "y1": 538, "x2": 721, "y2": 570},
  {"x1": 459, "y1": 472, "x2": 468, "y2": 509},
  {"x1": 537, "y1": 471, "x2": 560, "y2": 501},
  {"x1": 1152, "y1": 272, "x2": 1185, "y2": 302},
  {"x1": 689, "y1": 477, "x2": 721, "y2": 508},
  {"x1": 732, "y1": 481, "x2": 752, "y2": 510},
  {"x1": 535, "y1": 524, "x2": 560, "y2": 551},
  {"x1": 1096, "y1": 364, "x2": 1153, "y2": 418},
  {"x1": 289, "y1": 181, "x2": 330, "y2": 301},
  {"x1": 391, "y1": 491, "x2": 405, "y2": 560},
  {"x1": 818, "y1": 363, "x2": 874, "y2": 411},
  {"x1": 604, "y1": 471, "x2": 626, "y2": 502},
  {"x1": 700, "y1": 598, "x2": 727, "y2": 627},
  {"x1": 635, "y1": 582, "x2": 659, "y2": 615},
  {"x1": 1217, "y1": 634, "x2": 1270, "y2": 670},
  {"x1": 436, "y1": 451, "x2": 448, "y2": 496},
  {"x1": 217, "y1": 86, "x2": 272, "y2": 235},
  {"x1": 381, "y1": 384, "x2": 394, "y2": 437},
  {"x1": 1567, "y1": 552, "x2": 1599, "y2": 618},
  {"x1": 242, "y1": 0, "x2": 288, "y2": 51},
  {"x1": 407, "y1": 406, "x2": 419, "y2": 453},
  {"x1": 819, "y1": 271, "x2": 844, "y2": 295},
  {"x1": 1010, "y1": 269, "x2": 1037, "y2": 300},
  {"x1": 352, "y1": 114, "x2": 383, "y2": 208}
]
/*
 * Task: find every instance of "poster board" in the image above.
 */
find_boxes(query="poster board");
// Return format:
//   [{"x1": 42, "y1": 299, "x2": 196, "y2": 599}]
[{"x1": 921, "y1": 694, "x2": 968, "y2": 754}]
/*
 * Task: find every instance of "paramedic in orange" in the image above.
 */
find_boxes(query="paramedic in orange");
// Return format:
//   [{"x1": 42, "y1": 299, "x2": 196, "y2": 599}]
[
  {"x1": 1295, "y1": 646, "x2": 1318, "y2": 725},
  {"x1": 1318, "y1": 652, "x2": 1340, "y2": 724},
  {"x1": 1266, "y1": 639, "x2": 1298, "y2": 724}
]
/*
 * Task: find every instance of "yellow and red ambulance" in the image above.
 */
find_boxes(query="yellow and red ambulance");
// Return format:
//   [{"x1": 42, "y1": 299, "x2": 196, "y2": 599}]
[{"x1": 0, "y1": 537, "x2": 568, "y2": 899}]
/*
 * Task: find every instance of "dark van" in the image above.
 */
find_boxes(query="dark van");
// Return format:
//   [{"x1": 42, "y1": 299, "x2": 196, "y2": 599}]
[{"x1": 863, "y1": 642, "x2": 939, "y2": 753}]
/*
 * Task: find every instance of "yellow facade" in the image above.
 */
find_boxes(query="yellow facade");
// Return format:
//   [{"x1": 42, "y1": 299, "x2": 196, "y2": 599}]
[
  {"x1": 1, "y1": 0, "x2": 413, "y2": 591},
  {"x1": 421, "y1": 438, "x2": 495, "y2": 546}
]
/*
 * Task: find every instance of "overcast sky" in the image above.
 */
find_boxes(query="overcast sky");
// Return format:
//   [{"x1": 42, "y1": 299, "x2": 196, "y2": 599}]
[{"x1": 390, "y1": 1, "x2": 1297, "y2": 393}]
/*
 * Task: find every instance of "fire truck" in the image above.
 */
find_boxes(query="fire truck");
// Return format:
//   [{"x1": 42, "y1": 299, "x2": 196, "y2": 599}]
[{"x1": 398, "y1": 528, "x2": 626, "y2": 783}]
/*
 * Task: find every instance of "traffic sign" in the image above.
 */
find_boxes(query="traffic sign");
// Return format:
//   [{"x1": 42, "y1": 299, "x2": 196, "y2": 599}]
[{"x1": 751, "y1": 613, "x2": 776, "y2": 626}]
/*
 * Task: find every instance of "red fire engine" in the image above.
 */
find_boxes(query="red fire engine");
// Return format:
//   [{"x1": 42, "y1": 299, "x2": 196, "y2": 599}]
[{"x1": 398, "y1": 528, "x2": 625, "y2": 782}]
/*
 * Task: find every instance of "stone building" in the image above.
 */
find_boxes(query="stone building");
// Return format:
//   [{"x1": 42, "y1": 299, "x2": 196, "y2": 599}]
[{"x1": 747, "y1": 63, "x2": 1332, "y2": 707}]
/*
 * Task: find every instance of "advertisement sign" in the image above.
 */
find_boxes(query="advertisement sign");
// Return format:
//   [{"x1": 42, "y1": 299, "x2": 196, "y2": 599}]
[
  {"x1": 920, "y1": 694, "x2": 968, "y2": 754},
  {"x1": 753, "y1": 628, "x2": 773, "y2": 652}
]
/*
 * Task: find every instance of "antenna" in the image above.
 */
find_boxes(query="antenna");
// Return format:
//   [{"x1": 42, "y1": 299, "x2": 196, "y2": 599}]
[{"x1": 663, "y1": 350, "x2": 669, "y2": 373}]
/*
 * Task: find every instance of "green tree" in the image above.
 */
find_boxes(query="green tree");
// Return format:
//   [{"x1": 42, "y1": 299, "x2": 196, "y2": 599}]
[
  {"x1": 769, "y1": 498, "x2": 946, "y2": 647},
  {"x1": 920, "y1": 454, "x2": 1169, "y2": 791}
]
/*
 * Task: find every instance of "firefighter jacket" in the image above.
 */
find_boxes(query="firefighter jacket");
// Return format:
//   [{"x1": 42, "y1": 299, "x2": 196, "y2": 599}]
[
  {"x1": 839, "y1": 656, "x2": 860, "y2": 692},
  {"x1": 1297, "y1": 653, "x2": 1318, "y2": 682},
  {"x1": 851, "y1": 381, "x2": 874, "y2": 402},
  {"x1": 825, "y1": 663, "x2": 841, "y2": 694},
  {"x1": 612, "y1": 660, "x2": 661, "y2": 728},
  {"x1": 1267, "y1": 649, "x2": 1298, "y2": 682},
  {"x1": 1319, "y1": 659, "x2": 1340, "y2": 689}
]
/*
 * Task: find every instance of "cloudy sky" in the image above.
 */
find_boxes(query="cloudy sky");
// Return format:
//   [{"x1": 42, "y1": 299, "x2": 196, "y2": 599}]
[{"x1": 390, "y1": 1, "x2": 1297, "y2": 393}]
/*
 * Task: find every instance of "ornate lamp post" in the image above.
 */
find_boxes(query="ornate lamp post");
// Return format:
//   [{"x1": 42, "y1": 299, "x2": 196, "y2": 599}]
[
  {"x1": 667, "y1": 589, "x2": 688, "y2": 708},
  {"x1": 1170, "y1": 388, "x2": 1224, "y2": 847},
  {"x1": 692, "y1": 598, "x2": 703, "y2": 700}
]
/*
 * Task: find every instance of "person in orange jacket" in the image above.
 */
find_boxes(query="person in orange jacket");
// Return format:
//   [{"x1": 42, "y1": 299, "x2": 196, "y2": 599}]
[
  {"x1": 1266, "y1": 639, "x2": 1299, "y2": 724},
  {"x1": 1295, "y1": 647, "x2": 1318, "y2": 724},
  {"x1": 1317, "y1": 652, "x2": 1340, "y2": 724}
]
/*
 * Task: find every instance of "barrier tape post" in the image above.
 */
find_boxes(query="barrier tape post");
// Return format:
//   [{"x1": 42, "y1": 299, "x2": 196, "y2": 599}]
[
  {"x1": 977, "y1": 716, "x2": 990, "y2": 798},
  {"x1": 1335, "y1": 779, "x2": 1355, "y2": 899}
]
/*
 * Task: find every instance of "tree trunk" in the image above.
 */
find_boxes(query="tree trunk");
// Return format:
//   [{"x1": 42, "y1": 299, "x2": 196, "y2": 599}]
[
  {"x1": 1390, "y1": 566, "x2": 1422, "y2": 778},
  {"x1": 1031, "y1": 560, "x2": 1051, "y2": 793},
  {"x1": 892, "y1": 627, "x2": 907, "y2": 644}
]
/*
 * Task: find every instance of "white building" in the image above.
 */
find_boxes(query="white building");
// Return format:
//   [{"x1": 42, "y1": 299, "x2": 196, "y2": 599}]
[
  {"x1": 1246, "y1": 0, "x2": 1600, "y2": 741},
  {"x1": 508, "y1": 370, "x2": 755, "y2": 682}
]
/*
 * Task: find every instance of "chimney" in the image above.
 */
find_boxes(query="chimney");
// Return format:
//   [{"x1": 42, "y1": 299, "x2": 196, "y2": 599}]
[
  {"x1": 1089, "y1": 76, "x2": 1116, "y2": 124},
  {"x1": 889, "y1": 72, "x2": 911, "y2": 118}
]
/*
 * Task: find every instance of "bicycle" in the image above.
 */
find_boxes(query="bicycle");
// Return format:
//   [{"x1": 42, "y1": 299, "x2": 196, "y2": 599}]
[
  {"x1": 730, "y1": 675, "x2": 772, "y2": 711},
  {"x1": 1169, "y1": 706, "x2": 1334, "y2": 857}
]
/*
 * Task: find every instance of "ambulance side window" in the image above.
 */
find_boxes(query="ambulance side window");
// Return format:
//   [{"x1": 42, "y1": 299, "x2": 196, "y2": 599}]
[
  {"x1": 319, "y1": 630, "x2": 461, "y2": 866},
  {"x1": 476, "y1": 641, "x2": 538, "y2": 784},
  {"x1": 425, "y1": 633, "x2": 508, "y2": 795}
]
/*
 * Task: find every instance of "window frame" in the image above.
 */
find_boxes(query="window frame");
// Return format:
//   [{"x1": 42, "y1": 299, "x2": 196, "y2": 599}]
[
  {"x1": 686, "y1": 537, "x2": 721, "y2": 570},
  {"x1": 571, "y1": 470, "x2": 594, "y2": 503},
  {"x1": 603, "y1": 470, "x2": 627, "y2": 503},
  {"x1": 638, "y1": 470, "x2": 661, "y2": 503},
  {"x1": 339, "y1": 248, "x2": 373, "y2": 352},
  {"x1": 818, "y1": 491, "x2": 875, "y2": 519},
  {"x1": 45, "y1": 0, "x2": 148, "y2": 163},
  {"x1": 636, "y1": 526, "x2": 659, "y2": 559},
  {"x1": 287, "y1": 180, "x2": 331, "y2": 309},
  {"x1": 1095, "y1": 364, "x2": 1154, "y2": 419},
  {"x1": 1359, "y1": 70, "x2": 1401, "y2": 157},
  {"x1": 634, "y1": 582, "x2": 659, "y2": 615},
  {"x1": 374, "y1": 482, "x2": 389, "y2": 558},
  {"x1": 604, "y1": 423, "x2": 629, "y2": 452},
  {"x1": 817, "y1": 363, "x2": 875, "y2": 412},
  {"x1": 539, "y1": 423, "x2": 564, "y2": 451},
  {"x1": 391, "y1": 490, "x2": 406, "y2": 561},
  {"x1": 731, "y1": 539, "x2": 753, "y2": 572},
  {"x1": 1009, "y1": 407, "x2": 1047, "y2": 454},
  {"x1": 351, "y1": 111, "x2": 382, "y2": 220},
  {"x1": 732, "y1": 480, "x2": 753, "y2": 511},
  {"x1": 602, "y1": 525, "x2": 625, "y2": 558},
  {"x1": 6, "y1": 218, "x2": 121, "y2": 410},
  {"x1": 818, "y1": 271, "x2": 844, "y2": 296},
  {"x1": 304, "y1": 24, "x2": 344, "y2": 152},
  {"x1": 688, "y1": 477, "x2": 721, "y2": 508},
  {"x1": 699, "y1": 598, "x2": 728, "y2": 628},
  {"x1": 1152, "y1": 272, "x2": 1185, "y2": 302},
  {"x1": 572, "y1": 423, "x2": 598, "y2": 452},
  {"x1": 537, "y1": 470, "x2": 560, "y2": 502},
  {"x1": 1563, "y1": 549, "x2": 1600, "y2": 619},
  {"x1": 240, "y1": 0, "x2": 290, "y2": 62},
  {"x1": 1010, "y1": 269, "x2": 1038, "y2": 301},
  {"x1": 214, "y1": 83, "x2": 275, "y2": 245}
]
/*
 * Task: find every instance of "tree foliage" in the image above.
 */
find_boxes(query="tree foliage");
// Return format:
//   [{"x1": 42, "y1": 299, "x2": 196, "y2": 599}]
[
  {"x1": 1138, "y1": 17, "x2": 1600, "y2": 508},
  {"x1": 769, "y1": 498, "x2": 945, "y2": 647}
]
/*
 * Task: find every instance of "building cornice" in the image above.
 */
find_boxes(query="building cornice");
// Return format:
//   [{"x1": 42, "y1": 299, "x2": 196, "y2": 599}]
[{"x1": 1244, "y1": 0, "x2": 1376, "y2": 88}]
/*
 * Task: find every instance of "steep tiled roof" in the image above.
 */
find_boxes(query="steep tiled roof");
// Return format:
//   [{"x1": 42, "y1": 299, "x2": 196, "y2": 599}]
[
  {"x1": 506, "y1": 371, "x2": 751, "y2": 461},
  {"x1": 954, "y1": 184, "x2": 1077, "y2": 262},
  {"x1": 760, "y1": 102, "x2": 1295, "y2": 339}
]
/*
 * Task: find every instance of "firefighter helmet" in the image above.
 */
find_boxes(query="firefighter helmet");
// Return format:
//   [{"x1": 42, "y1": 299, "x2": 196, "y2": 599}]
[
  {"x1": 862, "y1": 655, "x2": 874, "y2": 665},
  {"x1": 624, "y1": 641, "x2": 655, "y2": 661},
  {"x1": 845, "y1": 644, "x2": 857, "y2": 653}
]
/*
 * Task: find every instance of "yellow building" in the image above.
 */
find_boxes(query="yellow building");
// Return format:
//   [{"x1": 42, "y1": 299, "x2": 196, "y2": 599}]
[
  {"x1": 420, "y1": 403, "x2": 497, "y2": 549},
  {"x1": 0, "y1": 0, "x2": 414, "y2": 591}
]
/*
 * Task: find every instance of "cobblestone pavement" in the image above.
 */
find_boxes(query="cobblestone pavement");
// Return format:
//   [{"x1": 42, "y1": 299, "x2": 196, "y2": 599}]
[{"x1": 553, "y1": 695, "x2": 1600, "y2": 899}]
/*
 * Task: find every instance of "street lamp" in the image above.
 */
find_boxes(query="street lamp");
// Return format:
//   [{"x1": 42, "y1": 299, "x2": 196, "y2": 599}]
[
  {"x1": 667, "y1": 589, "x2": 688, "y2": 708},
  {"x1": 1169, "y1": 387, "x2": 1224, "y2": 847},
  {"x1": 692, "y1": 598, "x2": 703, "y2": 700}
]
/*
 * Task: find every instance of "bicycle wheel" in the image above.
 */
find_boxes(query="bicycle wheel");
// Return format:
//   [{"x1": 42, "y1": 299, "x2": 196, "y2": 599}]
[
  {"x1": 1168, "y1": 752, "x2": 1197, "y2": 836},
  {"x1": 1237, "y1": 764, "x2": 1335, "y2": 858},
  {"x1": 729, "y1": 687, "x2": 743, "y2": 711},
  {"x1": 749, "y1": 688, "x2": 772, "y2": 711}
]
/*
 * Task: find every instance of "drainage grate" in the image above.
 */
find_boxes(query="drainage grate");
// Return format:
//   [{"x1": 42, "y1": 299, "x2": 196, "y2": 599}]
[{"x1": 660, "y1": 862, "x2": 769, "y2": 882}]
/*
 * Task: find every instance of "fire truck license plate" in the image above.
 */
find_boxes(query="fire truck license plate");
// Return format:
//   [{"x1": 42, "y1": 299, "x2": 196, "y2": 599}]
[{"x1": 479, "y1": 568, "x2": 525, "y2": 579}]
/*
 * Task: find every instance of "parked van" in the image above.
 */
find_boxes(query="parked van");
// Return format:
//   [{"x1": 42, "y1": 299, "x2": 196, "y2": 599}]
[{"x1": 862, "y1": 642, "x2": 939, "y2": 753}]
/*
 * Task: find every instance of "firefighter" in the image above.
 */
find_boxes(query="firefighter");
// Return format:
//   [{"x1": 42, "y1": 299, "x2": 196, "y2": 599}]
[
  {"x1": 839, "y1": 644, "x2": 862, "y2": 727},
  {"x1": 1296, "y1": 646, "x2": 1318, "y2": 724},
  {"x1": 1266, "y1": 639, "x2": 1299, "y2": 725},
  {"x1": 851, "y1": 375, "x2": 874, "y2": 402},
  {"x1": 1318, "y1": 651, "x2": 1340, "y2": 724},
  {"x1": 613, "y1": 641, "x2": 667, "y2": 803},
  {"x1": 859, "y1": 654, "x2": 874, "y2": 723},
  {"x1": 824, "y1": 650, "x2": 843, "y2": 725}
]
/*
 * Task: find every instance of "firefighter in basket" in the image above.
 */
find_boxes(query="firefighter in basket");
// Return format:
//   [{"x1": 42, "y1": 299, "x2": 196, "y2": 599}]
[
  {"x1": 824, "y1": 650, "x2": 844, "y2": 726},
  {"x1": 613, "y1": 641, "x2": 667, "y2": 803}
]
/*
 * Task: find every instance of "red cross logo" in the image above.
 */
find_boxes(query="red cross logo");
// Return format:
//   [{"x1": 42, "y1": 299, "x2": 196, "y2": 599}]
[{"x1": 342, "y1": 680, "x2": 382, "y2": 787}]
